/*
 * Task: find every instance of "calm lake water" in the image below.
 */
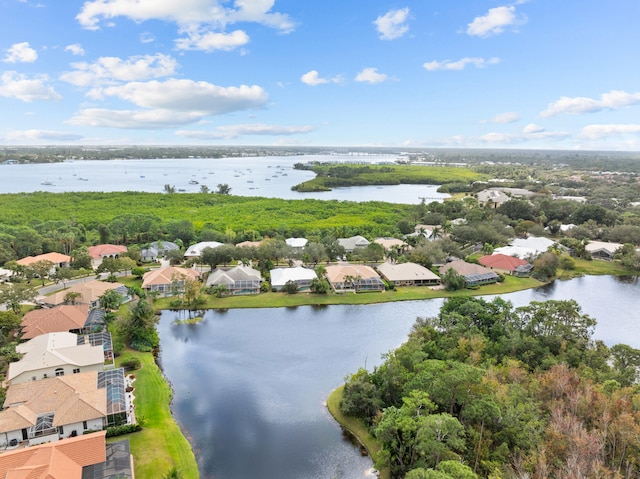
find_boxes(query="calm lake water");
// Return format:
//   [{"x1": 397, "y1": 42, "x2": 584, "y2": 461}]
[
  {"x1": 0, "y1": 155, "x2": 448, "y2": 204},
  {"x1": 157, "y1": 275, "x2": 640, "y2": 479}
]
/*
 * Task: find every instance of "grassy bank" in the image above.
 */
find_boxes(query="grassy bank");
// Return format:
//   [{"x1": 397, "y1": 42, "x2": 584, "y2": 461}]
[
  {"x1": 326, "y1": 386, "x2": 389, "y2": 479},
  {"x1": 112, "y1": 349, "x2": 199, "y2": 479}
]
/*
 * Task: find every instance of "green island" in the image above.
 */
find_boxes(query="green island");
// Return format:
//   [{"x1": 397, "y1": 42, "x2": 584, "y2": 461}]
[{"x1": 1, "y1": 156, "x2": 639, "y2": 479}]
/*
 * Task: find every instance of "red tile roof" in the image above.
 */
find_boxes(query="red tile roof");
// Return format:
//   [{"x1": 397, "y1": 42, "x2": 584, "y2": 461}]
[
  {"x1": 87, "y1": 244, "x2": 127, "y2": 259},
  {"x1": 17, "y1": 252, "x2": 71, "y2": 266},
  {"x1": 20, "y1": 304, "x2": 90, "y2": 339},
  {"x1": 478, "y1": 254, "x2": 528, "y2": 272}
]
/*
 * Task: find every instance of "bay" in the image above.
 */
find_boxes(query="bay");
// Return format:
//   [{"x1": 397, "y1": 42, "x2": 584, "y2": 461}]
[
  {"x1": 0, "y1": 155, "x2": 448, "y2": 204},
  {"x1": 157, "y1": 275, "x2": 640, "y2": 479}
]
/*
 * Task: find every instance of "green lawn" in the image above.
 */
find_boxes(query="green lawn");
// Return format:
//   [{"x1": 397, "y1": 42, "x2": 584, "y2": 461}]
[
  {"x1": 111, "y1": 349, "x2": 199, "y2": 479},
  {"x1": 326, "y1": 386, "x2": 389, "y2": 479}
]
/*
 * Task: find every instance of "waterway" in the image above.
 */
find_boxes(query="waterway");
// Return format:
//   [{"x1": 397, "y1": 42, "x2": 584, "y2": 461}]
[
  {"x1": 157, "y1": 274, "x2": 640, "y2": 479},
  {"x1": 0, "y1": 155, "x2": 448, "y2": 204}
]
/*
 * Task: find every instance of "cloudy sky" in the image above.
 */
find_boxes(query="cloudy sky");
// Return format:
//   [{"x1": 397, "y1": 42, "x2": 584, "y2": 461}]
[{"x1": 1, "y1": 0, "x2": 639, "y2": 149}]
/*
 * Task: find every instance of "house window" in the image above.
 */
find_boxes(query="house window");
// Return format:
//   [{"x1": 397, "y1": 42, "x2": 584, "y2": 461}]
[
  {"x1": 83, "y1": 421, "x2": 88, "y2": 430},
  {"x1": 73, "y1": 368, "x2": 81, "y2": 373},
  {"x1": 31, "y1": 376, "x2": 36, "y2": 381},
  {"x1": 43, "y1": 374, "x2": 47, "y2": 378},
  {"x1": 55, "y1": 368, "x2": 64, "y2": 377}
]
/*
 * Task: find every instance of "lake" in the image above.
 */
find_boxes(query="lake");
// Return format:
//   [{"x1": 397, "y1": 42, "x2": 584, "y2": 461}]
[
  {"x1": 157, "y1": 275, "x2": 640, "y2": 479},
  {"x1": 0, "y1": 155, "x2": 448, "y2": 204}
]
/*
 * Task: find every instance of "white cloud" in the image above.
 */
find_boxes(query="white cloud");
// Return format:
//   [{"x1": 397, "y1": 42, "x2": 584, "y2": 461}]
[
  {"x1": 0, "y1": 71, "x2": 61, "y2": 102},
  {"x1": 91, "y1": 78, "x2": 268, "y2": 114},
  {"x1": 300, "y1": 70, "x2": 342, "y2": 86},
  {"x1": 65, "y1": 44, "x2": 85, "y2": 56},
  {"x1": 467, "y1": 5, "x2": 525, "y2": 37},
  {"x1": 3, "y1": 42, "x2": 38, "y2": 63},
  {"x1": 579, "y1": 124, "x2": 640, "y2": 139},
  {"x1": 4, "y1": 129, "x2": 83, "y2": 141},
  {"x1": 140, "y1": 32, "x2": 156, "y2": 44},
  {"x1": 485, "y1": 111, "x2": 520, "y2": 124},
  {"x1": 523, "y1": 123, "x2": 544, "y2": 133},
  {"x1": 355, "y1": 67, "x2": 388, "y2": 84},
  {"x1": 540, "y1": 90, "x2": 640, "y2": 117},
  {"x1": 67, "y1": 108, "x2": 205, "y2": 129},
  {"x1": 76, "y1": 0, "x2": 295, "y2": 52},
  {"x1": 60, "y1": 53, "x2": 178, "y2": 87},
  {"x1": 423, "y1": 57, "x2": 499, "y2": 71},
  {"x1": 175, "y1": 29, "x2": 249, "y2": 51},
  {"x1": 374, "y1": 7, "x2": 410, "y2": 40},
  {"x1": 177, "y1": 123, "x2": 315, "y2": 139}
]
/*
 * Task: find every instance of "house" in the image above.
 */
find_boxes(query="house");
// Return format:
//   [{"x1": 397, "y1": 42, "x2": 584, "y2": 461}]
[
  {"x1": 140, "y1": 240, "x2": 180, "y2": 262},
  {"x1": 7, "y1": 332, "x2": 105, "y2": 385},
  {"x1": 493, "y1": 236, "x2": 557, "y2": 259},
  {"x1": 87, "y1": 244, "x2": 128, "y2": 269},
  {"x1": 184, "y1": 241, "x2": 224, "y2": 258},
  {"x1": 0, "y1": 371, "x2": 106, "y2": 446},
  {"x1": 337, "y1": 235, "x2": 370, "y2": 253},
  {"x1": 377, "y1": 262, "x2": 440, "y2": 286},
  {"x1": 270, "y1": 266, "x2": 317, "y2": 291},
  {"x1": 439, "y1": 260, "x2": 499, "y2": 287},
  {"x1": 585, "y1": 241, "x2": 623, "y2": 261},
  {"x1": 0, "y1": 431, "x2": 135, "y2": 479},
  {"x1": 17, "y1": 252, "x2": 71, "y2": 274},
  {"x1": 42, "y1": 279, "x2": 130, "y2": 308},
  {"x1": 325, "y1": 264, "x2": 385, "y2": 293},
  {"x1": 206, "y1": 265, "x2": 262, "y2": 295},
  {"x1": 0, "y1": 267, "x2": 12, "y2": 283},
  {"x1": 141, "y1": 266, "x2": 200, "y2": 296},
  {"x1": 477, "y1": 189, "x2": 511, "y2": 208},
  {"x1": 374, "y1": 237, "x2": 407, "y2": 252},
  {"x1": 285, "y1": 237, "x2": 308, "y2": 250},
  {"x1": 236, "y1": 240, "x2": 263, "y2": 249},
  {"x1": 20, "y1": 304, "x2": 94, "y2": 339},
  {"x1": 478, "y1": 254, "x2": 533, "y2": 276}
]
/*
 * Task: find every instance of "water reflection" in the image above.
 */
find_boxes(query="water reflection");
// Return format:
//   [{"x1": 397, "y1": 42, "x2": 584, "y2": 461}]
[{"x1": 158, "y1": 275, "x2": 639, "y2": 479}]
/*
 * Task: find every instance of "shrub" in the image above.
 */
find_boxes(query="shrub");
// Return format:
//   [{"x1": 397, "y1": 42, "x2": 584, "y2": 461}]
[
  {"x1": 120, "y1": 357, "x2": 141, "y2": 371},
  {"x1": 105, "y1": 424, "x2": 142, "y2": 437}
]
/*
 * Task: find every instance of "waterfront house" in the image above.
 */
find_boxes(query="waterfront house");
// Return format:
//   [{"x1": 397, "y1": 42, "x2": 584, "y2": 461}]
[
  {"x1": 478, "y1": 254, "x2": 533, "y2": 276},
  {"x1": 325, "y1": 264, "x2": 384, "y2": 293},
  {"x1": 493, "y1": 236, "x2": 556, "y2": 259},
  {"x1": 376, "y1": 262, "x2": 440, "y2": 286},
  {"x1": 141, "y1": 266, "x2": 200, "y2": 296},
  {"x1": 270, "y1": 266, "x2": 316, "y2": 291},
  {"x1": 439, "y1": 260, "x2": 499, "y2": 287},
  {"x1": 206, "y1": 265, "x2": 262, "y2": 295},
  {"x1": 7, "y1": 332, "x2": 105, "y2": 385},
  {"x1": 20, "y1": 304, "x2": 95, "y2": 339},
  {"x1": 584, "y1": 240, "x2": 623, "y2": 261}
]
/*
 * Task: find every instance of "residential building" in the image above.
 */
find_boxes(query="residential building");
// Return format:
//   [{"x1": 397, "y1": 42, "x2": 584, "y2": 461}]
[
  {"x1": 0, "y1": 431, "x2": 134, "y2": 479},
  {"x1": 20, "y1": 304, "x2": 94, "y2": 339},
  {"x1": 585, "y1": 241, "x2": 623, "y2": 261},
  {"x1": 87, "y1": 244, "x2": 128, "y2": 269},
  {"x1": 270, "y1": 266, "x2": 317, "y2": 291},
  {"x1": 325, "y1": 264, "x2": 384, "y2": 293},
  {"x1": 206, "y1": 265, "x2": 262, "y2": 295},
  {"x1": 374, "y1": 237, "x2": 406, "y2": 252},
  {"x1": 478, "y1": 254, "x2": 533, "y2": 276},
  {"x1": 140, "y1": 240, "x2": 180, "y2": 262},
  {"x1": 493, "y1": 236, "x2": 557, "y2": 259},
  {"x1": 285, "y1": 237, "x2": 308, "y2": 250},
  {"x1": 141, "y1": 266, "x2": 200, "y2": 296},
  {"x1": 17, "y1": 252, "x2": 71, "y2": 274},
  {"x1": 377, "y1": 262, "x2": 440, "y2": 286},
  {"x1": 7, "y1": 332, "x2": 105, "y2": 385},
  {"x1": 337, "y1": 235, "x2": 370, "y2": 253},
  {"x1": 41, "y1": 280, "x2": 129, "y2": 308},
  {"x1": 439, "y1": 260, "x2": 499, "y2": 287},
  {"x1": 184, "y1": 241, "x2": 223, "y2": 258}
]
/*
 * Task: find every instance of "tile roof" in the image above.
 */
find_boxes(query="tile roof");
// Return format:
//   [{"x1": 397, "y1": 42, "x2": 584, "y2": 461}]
[
  {"x1": 0, "y1": 430, "x2": 107, "y2": 479},
  {"x1": 16, "y1": 252, "x2": 71, "y2": 266},
  {"x1": 439, "y1": 260, "x2": 496, "y2": 277},
  {"x1": 43, "y1": 280, "x2": 126, "y2": 307},
  {"x1": 20, "y1": 304, "x2": 90, "y2": 339},
  {"x1": 270, "y1": 266, "x2": 317, "y2": 287},
  {"x1": 141, "y1": 266, "x2": 200, "y2": 288},
  {"x1": 1, "y1": 372, "x2": 106, "y2": 433},
  {"x1": 87, "y1": 244, "x2": 127, "y2": 259},
  {"x1": 377, "y1": 262, "x2": 440, "y2": 282},
  {"x1": 325, "y1": 264, "x2": 380, "y2": 283},
  {"x1": 206, "y1": 265, "x2": 261, "y2": 287},
  {"x1": 374, "y1": 237, "x2": 406, "y2": 250},
  {"x1": 184, "y1": 241, "x2": 223, "y2": 257},
  {"x1": 478, "y1": 254, "x2": 529, "y2": 271}
]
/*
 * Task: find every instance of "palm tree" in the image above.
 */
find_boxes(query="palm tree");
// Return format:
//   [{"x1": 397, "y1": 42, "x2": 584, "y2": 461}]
[{"x1": 162, "y1": 467, "x2": 182, "y2": 479}]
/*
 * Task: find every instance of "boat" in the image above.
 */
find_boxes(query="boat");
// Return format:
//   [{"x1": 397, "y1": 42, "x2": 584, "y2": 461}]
[
  {"x1": 40, "y1": 181, "x2": 54, "y2": 186},
  {"x1": 189, "y1": 180, "x2": 199, "y2": 185},
  {"x1": 78, "y1": 178, "x2": 89, "y2": 181}
]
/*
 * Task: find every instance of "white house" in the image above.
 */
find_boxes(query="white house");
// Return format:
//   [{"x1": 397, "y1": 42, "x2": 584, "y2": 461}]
[
  {"x1": 270, "y1": 266, "x2": 317, "y2": 291},
  {"x1": 493, "y1": 236, "x2": 557, "y2": 259},
  {"x1": 285, "y1": 238, "x2": 308, "y2": 250},
  {"x1": 184, "y1": 241, "x2": 224, "y2": 258},
  {"x1": 337, "y1": 235, "x2": 370, "y2": 253}
]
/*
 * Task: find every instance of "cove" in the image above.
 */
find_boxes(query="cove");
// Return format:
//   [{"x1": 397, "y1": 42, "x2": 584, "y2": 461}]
[{"x1": 157, "y1": 275, "x2": 640, "y2": 479}]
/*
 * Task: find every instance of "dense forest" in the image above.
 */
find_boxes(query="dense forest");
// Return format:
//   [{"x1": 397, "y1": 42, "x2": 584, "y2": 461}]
[{"x1": 340, "y1": 297, "x2": 640, "y2": 479}]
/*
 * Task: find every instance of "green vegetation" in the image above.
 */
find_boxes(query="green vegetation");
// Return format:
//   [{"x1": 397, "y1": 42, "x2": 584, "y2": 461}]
[
  {"x1": 292, "y1": 164, "x2": 487, "y2": 192},
  {"x1": 113, "y1": 351, "x2": 199, "y2": 479},
  {"x1": 339, "y1": 297, "x2": 640, "y2": 478}
]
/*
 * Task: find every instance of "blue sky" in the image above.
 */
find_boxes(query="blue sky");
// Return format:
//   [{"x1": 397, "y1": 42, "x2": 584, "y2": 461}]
[{"x1": 1, "y1": 0, "x2": 639, "y2": 150}]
